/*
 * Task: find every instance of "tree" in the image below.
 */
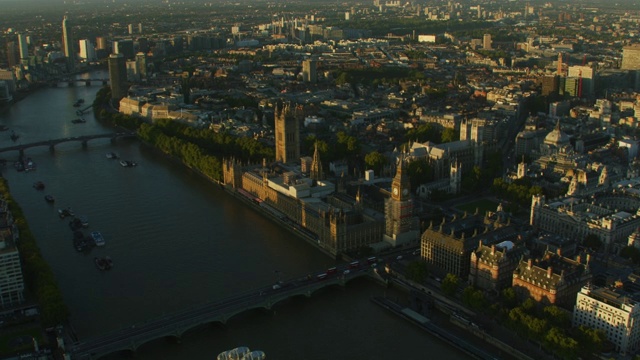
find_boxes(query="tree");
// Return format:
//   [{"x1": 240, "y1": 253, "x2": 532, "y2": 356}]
[
  {"x1": 441, "y1": 273, "x2": 459, "y2": 296},
  {"x1": 462, "y1": 286, "x2": 487, "y2": 310},
  {"x1": 576, "y1": 325, "x2": 606, "y2": 356},
  {"x1": 501, "y1": 287, "x2": 518, "y2": 309},
  {"x1": 405, "y1": 261, "x2": 428, "y2": 283},
  {"x1": 543, "y1": 305, "x2": 571, "y2": 329},
  {"x1": 364, "y1": 151, "x2": 387, "y2": 176},
  {"x1": 441, "y1": 127, "x2": 458, "y2": 143},
  {"x1": 522, "y1": 298, "x2": 537, "y2": 313},
  {"x1": 406, "y1": 158, "x2": 433, "y2": 190}
]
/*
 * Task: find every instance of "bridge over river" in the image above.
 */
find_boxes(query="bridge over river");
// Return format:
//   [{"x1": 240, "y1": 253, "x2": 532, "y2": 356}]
[
  {"x1": 69, "y1": 267, "x2": 379, "y2": 359},
  {"x1": 0, "y1": 133, "x2": 137, "y2": 157},
  {"x1": 50, "y1": 78, "x2": 109, "y2": 87}
]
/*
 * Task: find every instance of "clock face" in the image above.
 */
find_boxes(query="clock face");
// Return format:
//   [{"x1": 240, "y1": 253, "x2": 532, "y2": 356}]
[
  {"x1": 402, "y1": 188, "x2": 409, "y2": 196},
  {"x1": 393, "y1": 187, "x2": 398, "y2": 195}
]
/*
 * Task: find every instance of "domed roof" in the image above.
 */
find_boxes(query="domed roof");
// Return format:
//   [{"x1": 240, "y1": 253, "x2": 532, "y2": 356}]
[{"x1": 544, "y1": 120, "x2": 570, "y2": 146}]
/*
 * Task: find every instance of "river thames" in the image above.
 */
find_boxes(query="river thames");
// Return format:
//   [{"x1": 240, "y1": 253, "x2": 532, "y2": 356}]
[{"x1": 0, "y1": 71, "x2": 470, "y2": 359}]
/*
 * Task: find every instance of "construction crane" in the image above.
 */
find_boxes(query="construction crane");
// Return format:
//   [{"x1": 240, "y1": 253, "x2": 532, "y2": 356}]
[
  {"x1": 578, "y1": 54, "x2": 586, "y2": 98},
  {"x1": 578, "y1": 69, "x2": 583, "y2": 98}
]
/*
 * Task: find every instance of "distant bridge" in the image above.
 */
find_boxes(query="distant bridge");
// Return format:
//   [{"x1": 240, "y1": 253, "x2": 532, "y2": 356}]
[
  {"x1": 50, "y1": 78, "x2": 109, "y2": 87},
  {"x1": 0, "y1": 133, "x2": 137, "y2": 156},
  {"x1": 69, "y1": 268, "x2": 376, "y2": 359}
]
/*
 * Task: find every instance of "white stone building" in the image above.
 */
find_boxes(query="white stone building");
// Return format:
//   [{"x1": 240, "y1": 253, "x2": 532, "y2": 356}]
[{"x1": 573, "y1": 285, "x2": 640, "y2": 355}]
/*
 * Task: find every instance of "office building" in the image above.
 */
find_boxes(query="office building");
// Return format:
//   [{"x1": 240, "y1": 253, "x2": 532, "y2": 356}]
[
  {"x1": 0, "y1": 198, "x2": 25, "y2": 308},
  {"x1": 302, "y1": 59, "x2": 317, "y2": 83},
  {"x1": 469, "y1": 239, "x2": 529, "y2": 292},
  {"x1": 5, "y1": 42, "x2": 18, "y2": 68},
  {"x1": 568, "y1": 65, "x2": 595, "y2": 97},
  {"x1": 421, "y1": 208, "x2": 516, "y2": 279},
  {"x1": 275, "y1": 101, "x2": 301, "y2": 164},
  {"x1": 542, "y1": 75, "x2": 559, "y2": 96},
  {"x1": 79, "y1": 39, "x2": 96, "y2": 62},
  {"x1": 62, "y1": 16, "x2": 75, "y2": 69},
  {"x1": 135, "y1": 52, "x2": 147, "y2": 80},
  {"x1": 574, "y1": 285, "x2": 640, "y2": 354},
  {"x1": 96, "y1": 37, "x2": 107, "y2": 50},
  {"x1": 113, "y1": 39, "x2": 134, "y2": 60},
  {"x1": 564, "y1": 77, "x2": 580, "y2": 97},
  {"x1": 530, "y1": 191, "x2": 640, "y2": 253},
  {"x1": 483, "y1": 33, "x2": 492, "y2": 50},
  {"x1": 137, "y1": 38, "x2": 149, "y2": 54},
  {"x1": 128, "y1": 24, "x2": 134, "y2": 35},
  {"x1": 17, "y1": 34, "x2": 28, "y2": 60},
  {"x1": 513, "y1": 250, "x2": 591, "y2": 308},
  {"x1": 621, "y1": 45, "x2": 640, "y2": 70},
  {"x1": 108, "y1": 53, "x2": 128, "y2": 101}
]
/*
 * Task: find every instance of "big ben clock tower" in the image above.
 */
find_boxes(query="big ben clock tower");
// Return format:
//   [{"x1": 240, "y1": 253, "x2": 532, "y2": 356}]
[{"x1": 384, "y1": 155, "x2": 419, "y2": 246}]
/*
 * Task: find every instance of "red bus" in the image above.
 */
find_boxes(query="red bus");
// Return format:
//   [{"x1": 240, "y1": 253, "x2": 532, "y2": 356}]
[
  {"x1": 327, "y1": 267, "x2": 337, "y2": 275},
  {"x1": 349, "y1": 261, "x2": 360, "y2": 269}
]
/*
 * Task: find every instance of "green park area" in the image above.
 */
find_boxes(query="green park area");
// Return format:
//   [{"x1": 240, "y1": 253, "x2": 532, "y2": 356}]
[
  {"x1": 456, "y1": 198, "x2": 501, "y2": 215},
  {"x1": 0, "y1": 325, "x2": 45, "y2": 354}
]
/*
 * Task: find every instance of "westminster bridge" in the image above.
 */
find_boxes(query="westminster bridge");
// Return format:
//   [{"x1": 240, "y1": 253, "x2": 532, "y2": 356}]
[{"x1": 69, "y1": 267, "x2": 378, "y2": 359}]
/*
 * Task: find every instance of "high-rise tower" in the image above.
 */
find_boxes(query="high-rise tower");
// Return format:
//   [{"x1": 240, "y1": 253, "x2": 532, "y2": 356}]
[
  {"x1": 302, "y1": 59, "x2": 317, "y2": 84},
  {"x1": 79, "y1": 39, "x2": 96, "y2": 62},
  {"x1": 62, "y1": 16, "x2": 75, "y2": 69},
  {"x1": 621, "y1": 45, "x2": 640, "y2": 70},
  {"x1": 17, "y1": 34, "x2": 28, "y2": 60},
  {"x1": 384, "y1": 155, "x2": 419, "y2": 246},
  {"x1": 5, "y1": 42, "x2": 18, "y2": 68},
  {"x1": 557, "y1": 52, "x2": 564, "y2": 76},
  {"x1": 275, "y1": 101, "x2": 301, "y2": 164},
  {"x1": 108, "y1": 53, "x2": 128, "y2": 101},
  {"x1": 482, "y1": 34, "x2": 492, "y2": 50}
]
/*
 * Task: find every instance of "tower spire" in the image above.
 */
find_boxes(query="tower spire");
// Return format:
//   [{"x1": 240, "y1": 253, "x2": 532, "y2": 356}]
[{"x1": 310, "y1": 141, "x2": 324, "y2": 180}]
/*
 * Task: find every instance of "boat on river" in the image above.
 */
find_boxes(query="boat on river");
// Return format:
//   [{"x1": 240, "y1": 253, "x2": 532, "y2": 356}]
[
  {"x1": 91, "y1": 231, "x2": 105, "y2": 246},
  {"x1": 106, "y1": 152, "x2": 119, "y2": 159},
  {"x1": 94, "y1": 257, "x2": 107, "y2": 271},
  {"x1": 71, "y1": 118, "x2": 86, "y2": 124},
  {"x1": 77, "y1": 215, "x2": 89, "y2": 227},
  {"x1": 33, "y1": 181, "x2": 45, "y2": 190},
  {"x1": 14, "y1": 161, "x2": 24, "y2": 172},
  {"x1": 120, "y1": 160, "x2": 137, "y2": 167},
  {"x1": 44, "y1": 195, "x2": 55, "y2": 203},
  {"x1": 217, "y1": 347, "x2": 265, "y2": 360},
  {"x1": 58, "y1": 207, "x2": 75, "y2": 218},
  {"x1": 73, "y1": 231, "x2": 90, "y2": 252},
  {"x1": 24, "y1": 158, "x2": 36, "y2": 172},
  {"x1": 69, "y1": 218, "x2": 83, "y2": 231}
]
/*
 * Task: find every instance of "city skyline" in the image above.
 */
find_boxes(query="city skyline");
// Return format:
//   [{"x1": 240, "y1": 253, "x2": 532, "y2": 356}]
[{"x1": 1, "y1": 0, "x2": 640, "y2": 357}]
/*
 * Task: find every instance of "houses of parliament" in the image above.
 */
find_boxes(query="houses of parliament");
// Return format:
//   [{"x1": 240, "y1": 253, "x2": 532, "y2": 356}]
[{"x1": 222, "y1": 101, "x2": 420, "y2": 257}]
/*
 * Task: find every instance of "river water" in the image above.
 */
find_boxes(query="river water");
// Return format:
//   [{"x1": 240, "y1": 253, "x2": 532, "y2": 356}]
[{"x1": 0, "y1": 71, "x2": 470, "y2": 359}]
